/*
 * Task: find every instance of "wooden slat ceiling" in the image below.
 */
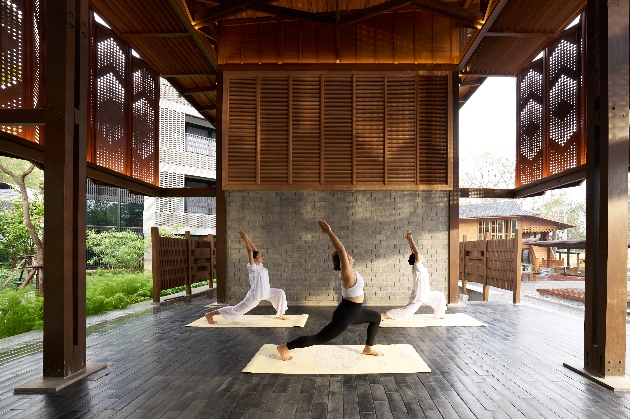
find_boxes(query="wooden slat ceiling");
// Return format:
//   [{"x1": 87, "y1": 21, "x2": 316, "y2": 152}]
[{"x1": 89, "y1": 0, "x2": 585, "y2": 124}]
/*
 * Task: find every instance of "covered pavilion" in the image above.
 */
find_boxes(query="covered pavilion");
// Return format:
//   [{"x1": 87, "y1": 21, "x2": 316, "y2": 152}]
[{"x1": 0, "y1": 0, "x2": 628, "y2": 397}]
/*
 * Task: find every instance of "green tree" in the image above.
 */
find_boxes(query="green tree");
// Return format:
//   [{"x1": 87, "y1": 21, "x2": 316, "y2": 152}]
[
  {"x1": 532, "y1": 189, "x2": 586, "y2": 239},
  {"x1": 86, "y1": 229, "x2": 145, "y2": 271},
  {"x1": 0, "y1": 199, "x2": 43, "y2": 266}
]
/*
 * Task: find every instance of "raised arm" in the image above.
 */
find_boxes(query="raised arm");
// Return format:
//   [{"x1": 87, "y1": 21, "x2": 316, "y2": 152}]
[
  {"x1": 318, "y1": 220, "x2": 354, "y2": 285},
  {"x1": 239, "y1": 230, "x2": 255, "y2": 265},
  {"x1": 405, "y1": 230, "x2": 421, "y2": 263}
]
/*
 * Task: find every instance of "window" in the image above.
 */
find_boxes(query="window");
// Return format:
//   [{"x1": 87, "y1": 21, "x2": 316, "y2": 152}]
[
  {"x1": 185, "y1": 122, "x2": 216, "y2": 156},
  {"x1": 478, "y1": 219, "x2": 518, "y2": 240},
  {"x1": 184, "y1": 177, "x2": 216, "y2": 215}
]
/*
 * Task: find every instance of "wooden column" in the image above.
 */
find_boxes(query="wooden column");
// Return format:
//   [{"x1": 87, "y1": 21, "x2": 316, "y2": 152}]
[
  {"x1": 42, "y1": 0, "x2": 88, "y2": 378},
  {"x1": 216, "y1": 71, "x2": 227, "y2": 303},
  {"x1": 583, "y1": 0, "x2": 629, "y2": 377},
  {"x1": 448, "y1": 71, "x2": 460, "y2": 304}
]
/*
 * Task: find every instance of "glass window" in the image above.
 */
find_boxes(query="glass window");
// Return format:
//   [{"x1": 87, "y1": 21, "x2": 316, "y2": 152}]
[{"x1": 497, "y1": 220, "x2": 504, "y2": 239}]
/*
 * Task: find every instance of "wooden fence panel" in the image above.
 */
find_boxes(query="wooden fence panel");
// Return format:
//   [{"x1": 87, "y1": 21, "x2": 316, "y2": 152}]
[
  {"x1": 151, "y1": 227, "x2": 216, "y2": 303},
  {"x1": 459, "y1": 230, "x2": 521, "y2": 303}
]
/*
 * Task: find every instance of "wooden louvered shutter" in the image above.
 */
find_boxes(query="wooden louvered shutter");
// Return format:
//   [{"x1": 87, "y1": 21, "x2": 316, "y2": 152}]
[
  {"x1": 260, "y1": 77, "x2": 289, "y2": 183},
  {"x1": 227, "y1": 77, "x2": 257, "y2": 184},
  {"x1": 291, "y1": 76, "x2": 321, "y2": 183},
  {"x1": 355, "y1": 75, "x2": 385, "y2": 183},
  {"x1": 417, "y1": 76, "x2": 448, "y2": 184},
  {"x1": 323, "y1": 75, "x2": 353, "y2": 184},
  {"x1": 386, "y1": 76, "x2": 417, "y2": 184}
]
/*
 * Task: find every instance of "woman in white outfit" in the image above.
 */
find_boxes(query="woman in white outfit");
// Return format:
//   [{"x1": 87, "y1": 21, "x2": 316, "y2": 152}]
[
  {"x1": 204, "y1": 231, "x2": 288, "y2": 324},
  {"x1": 381, "y1": 230, "x2": 447, "y2": 321}
]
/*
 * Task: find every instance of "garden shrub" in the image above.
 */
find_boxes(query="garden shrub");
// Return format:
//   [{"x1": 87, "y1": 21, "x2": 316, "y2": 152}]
[
  {"x1": 85, "y1": 271, "x2": 152, "y2": 316},
  {"x1": 0, "y1": 288, "x2": 43, "y2": 339},
  {"x1": 86, "y1": 229, "x2": 145, "y2": 271}
]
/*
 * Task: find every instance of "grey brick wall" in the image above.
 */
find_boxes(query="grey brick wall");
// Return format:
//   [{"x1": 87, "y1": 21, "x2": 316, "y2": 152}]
[{"x1": 225, "y1": 191, "x2": 449, "y2": 306}]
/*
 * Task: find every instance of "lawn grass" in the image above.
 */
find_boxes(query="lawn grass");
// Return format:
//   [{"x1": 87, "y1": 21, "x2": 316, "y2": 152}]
[{"x1": 0, "y1": 271, "x2": 215, "y2": 339}]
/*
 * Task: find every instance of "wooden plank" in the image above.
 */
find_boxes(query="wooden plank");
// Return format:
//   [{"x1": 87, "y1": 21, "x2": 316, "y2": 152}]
[
  {"x1": 413, "y1": 0, "x2": 484, "y2": 28},
  {"x1": 339, "y1": 0, "x2": 413, "y2": 27},
  {"x1": 0, "y1": 130, "x2": 45, "y2": 164},
  {"x1": 0, "y1": 109, "x2": 46, "y2": 126}
]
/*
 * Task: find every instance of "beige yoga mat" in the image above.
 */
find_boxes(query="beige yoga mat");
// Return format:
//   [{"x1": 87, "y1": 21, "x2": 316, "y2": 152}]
[
  {"x1": 242, "y1": 344, "x2": 430, "y2": 374},
  {"x1": 186, "y1": 314, "x2": 309, "y2": 328},
  {"x1": 379, "y1": 313, "x2": 485, "y2": 328}
]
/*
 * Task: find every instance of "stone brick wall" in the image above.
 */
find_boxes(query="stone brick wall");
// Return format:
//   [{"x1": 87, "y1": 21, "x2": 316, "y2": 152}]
[{"x1": 225, "y1": 191, "x2": 450, "y2": 306}]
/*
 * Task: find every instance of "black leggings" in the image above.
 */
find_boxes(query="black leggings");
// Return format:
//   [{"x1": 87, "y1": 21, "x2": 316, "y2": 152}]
[{"x1": 287, "y1": 299, "x2": 381, "y2": 349}]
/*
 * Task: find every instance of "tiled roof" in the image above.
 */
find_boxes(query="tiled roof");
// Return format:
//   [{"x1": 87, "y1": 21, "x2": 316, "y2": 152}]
[{"x1": 459, "y1": 200, "x2": 540, "y2": 218}]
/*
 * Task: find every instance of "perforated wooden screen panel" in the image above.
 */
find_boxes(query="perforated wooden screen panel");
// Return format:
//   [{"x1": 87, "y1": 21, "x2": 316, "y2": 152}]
[
  {"x1": 517, "y1": 60, "x2": 544, "y2": 187},
  {"x1": 90, "y1": 15, "x2": 160, "y2": 185},
  {"x1": 545, "y1": 26, "x2": 584, "y2": 176},
  {"x1": 224, "y1": 72, "x2": 451, "y2": 190},
  {"x1": 516, "y1": 21, "x2": 585, "y2": 187},
  {"x1": 0, "y1": 0, "x2": 44, "y2": 143}
]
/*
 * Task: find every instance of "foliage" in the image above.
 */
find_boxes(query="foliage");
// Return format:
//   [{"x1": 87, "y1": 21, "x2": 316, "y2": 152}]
[
  {"x1": 160, "y1": 280, "x2": 212, "y2": 296},
  {"x1": 85, "y1": 271, "x2": 152, "y2": 316},
  {"x1": 460, "y1": 151, "x2": 515, "y2": 191},
  {"x1": 86, "y1": 229, "x2": 145, "y2": 271},
  {"x1": 0, "y1": 157, "x2": 43, "y2": 191},
  {"x1": 0, "y1": 288, "x2": 43, "y2": 339},
  {"x1": 0, "y1": 198, "x2": 43, "y2": 266},
  {"x1": 530, "y1": 189, "x2": 586, "y2": 239}
]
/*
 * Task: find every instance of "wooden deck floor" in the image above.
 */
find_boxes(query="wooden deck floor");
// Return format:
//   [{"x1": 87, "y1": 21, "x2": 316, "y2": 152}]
[{"x1": 1, "y1": 296, "x2": 630, "y2": 419}]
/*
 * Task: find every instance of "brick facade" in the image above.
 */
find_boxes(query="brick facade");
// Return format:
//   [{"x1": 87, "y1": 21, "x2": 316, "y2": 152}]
[{"x1": 225, "y1": 191, "x2": 449, "y2": 306}]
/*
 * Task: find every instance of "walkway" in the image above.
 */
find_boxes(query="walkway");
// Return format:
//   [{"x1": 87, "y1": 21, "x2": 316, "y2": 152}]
[{"x1": 1, "y1": 293, "x2": 630, "y2": 418}]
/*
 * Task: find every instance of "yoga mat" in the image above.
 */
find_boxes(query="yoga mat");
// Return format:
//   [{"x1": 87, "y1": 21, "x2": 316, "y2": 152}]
[
  {"x1": 243, "y1": 344, "x2": 430, "y2": 374},
  {"x1": 186, "y1": 314, "x2": 308, "y2": 328},
  {"x1": 379, "y1": 313, "x2": 485, "y2": 328}
]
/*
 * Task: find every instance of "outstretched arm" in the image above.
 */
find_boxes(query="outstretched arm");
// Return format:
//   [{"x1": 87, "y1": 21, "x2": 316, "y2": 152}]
[
  {"x1": 239, "y1": 231, "x2": 255, "y2": 265},
  {"x1": 405, "y1": 230, "x2": 421, "y2": 263},
  {"x1": 318, "y1": 220, "x2": 354, "y2": 285}
]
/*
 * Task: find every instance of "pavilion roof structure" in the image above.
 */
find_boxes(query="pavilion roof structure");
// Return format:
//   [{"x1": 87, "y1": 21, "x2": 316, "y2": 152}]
[{"x1": 87, "y1": 0, "x2": 587, "y2": 124}]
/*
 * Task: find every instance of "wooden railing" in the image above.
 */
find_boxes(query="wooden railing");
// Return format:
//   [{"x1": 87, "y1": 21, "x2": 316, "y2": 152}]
[
  {"x1": 459, "y1": 230, "x2": 522, "y2": 304},
  {"x1": 151, "y1": 227, "x2": 216, "y2": 303}
]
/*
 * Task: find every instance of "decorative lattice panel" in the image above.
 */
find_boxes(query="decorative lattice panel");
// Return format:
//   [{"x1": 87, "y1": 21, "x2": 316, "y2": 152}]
[
  {"x1": 260, "y1": 77, "x2": 289, "y2": 184},
  {"x1": 157, "y1": 172, "x2": 184, "y2": 213},
  {"x1": 131, "y1": 59, "x2": 158, "y2": 184},
  {"x1": 190, "y1": 238, "x2": 214, "y2": 283},
  {"x1": 227, "y1": 77, "x2": 257, "y2": 183},
  {"x1": 323, "y1": 75, "x2": 352, "y2": 184},
  {"x1": 354, "y1": 75, "x2": 385, "y2": 184},
  {"x1": 546, "y1": 26, "x2": 583, "y2": 175},
  {"x1": 417, "y1": 75, "x2": 448, "y2": 184},
  {"x1": 516, "y1": 21, "x2": 584, "y2": 187},
  {"x1": 386, "y1": 76, "x2": 417, "y2": 184},
  {"x1": 1, "y1": 0, "x2": 43, "y2": 142},
  {"x1": 159, "y1": 106, "x2": 185, "y2": 152},
  {"x1": 224, "y1": 72, "x2": 451, "y2": 189},
  {"x1": 517, "y1": 60, "x2": 544, "y2": 186},
  {"x1": 157, "y1": 237, "x2": 188, "y2": 290},
  {"x1": 291, "y1": 76, "x2": 321, "y2": 183}
]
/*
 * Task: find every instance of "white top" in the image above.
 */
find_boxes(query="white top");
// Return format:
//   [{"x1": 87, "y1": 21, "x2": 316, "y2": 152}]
[
  {"x1": 409, "y1": 261, "x2": 431, "y2": 304},
  {"x1": 341, "y1": 270, "x2": 365, "y2": 298},
  {"x1": 245, "y1": 263, "x2": 270, "y2": 300}
]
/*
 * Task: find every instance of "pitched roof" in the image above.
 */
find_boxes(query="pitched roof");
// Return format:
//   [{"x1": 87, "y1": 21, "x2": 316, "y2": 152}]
[{"x1": 459, "y1": 200, "x2": 539, "y2": 218}]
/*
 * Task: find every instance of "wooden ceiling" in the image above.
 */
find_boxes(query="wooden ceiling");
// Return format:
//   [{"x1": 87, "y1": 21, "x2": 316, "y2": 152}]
[{"x1": 89, "y1": 0, "x2": 586, "y2": 125}]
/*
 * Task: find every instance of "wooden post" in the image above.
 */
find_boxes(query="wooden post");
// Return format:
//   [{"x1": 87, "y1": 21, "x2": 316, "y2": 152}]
[
  {"x1": 185, "y1": 231, "x2": 192, "y2": 296},
  {"x1": 461, "y1": 235, "x2": 467, "y2": 296},
  {"x1": 583, "y1": 0, "x2": 629, "y2": 377},
  {"x1": 513, "y1": 229, "x2": 521, "y2": 304},
  {"x1": 448, "y1": 71, "x2": 460, "y2": 304},
  {"x1": 216, "y1": 71, "x2": 227, "y2": 303},
  {"x1": 151, "y1": 227, "x2": 161, "y2": 303},
  {"x1": 42, "y1": 0, "x2": 89, "y2": 378},
  {"x1": 208, "y1": 234, "x2": 215, "y2": 289},
  {"x1": 482, "y1": 232, "x2": 490, "y2": 301}
]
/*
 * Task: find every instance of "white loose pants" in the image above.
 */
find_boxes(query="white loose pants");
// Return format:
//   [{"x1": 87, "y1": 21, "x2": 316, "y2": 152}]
[
  {"x1": 385, "y1": 291, "x2": 447, "y2": 320},
  {"x1": 218, "y1": 288, "x2": 288, "y2": 322}
]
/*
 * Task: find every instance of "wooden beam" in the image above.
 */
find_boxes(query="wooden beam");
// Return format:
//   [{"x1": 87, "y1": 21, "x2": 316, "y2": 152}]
[
  {"x1": 198, "y1": 23, "x2": 220, "y2": 43},
  {"x1": 182, "y1": 84, "x2": 218, "y2": 95},
  {"x1": 160, "y1": 187, "x2": 216, "y2": 198},
  {"x1": 412, "y1": 0, "x2": 484, "y2": 28},
  {"x1": 514, "y1": 165, "x2": 586, "y2": 198},
  {"x1": 193, "y1": 0, "x2": 275, "y2": 28},
  {"x1": 218, "y1": 63, "x2": 459, "y2": 72},
  {"x1": 485, "y1": 31, "x2": 554, "y2": 37},
  {"x1": 200, "y1": 105, "x2": 217, "y2": 112},
  {"x1": 165, "y1": 0, "x2": 219, "y2": 70},
  {"x1": 459, "y1": 78, "x2": 486, "y2": 86},
  {"x1": 458, "y1": 188, "x2": 516, "y2": 199},
  {"x1": 121, "y1": 32, "x2": 192, "y2": 38},
  {"x1": 0, "y1": 130, "x2": 45, "y2": 164},
  {"x1": 87, "y1": 163, "x2": 160, "y2": 196},
  {"x1": 162, "y1": 73, "x2": 216, "y2": 78},
  {"x1": 252, "y1": 3, "x2": 337, "y2": 25},
  {"x1": 0, "y1": 109, "x2": 46, "y2": 126},
  {"x1": 459, "y1": 0, "x2": 508, "y2": 72},
  {"x1": 339, "y1": 0, "x2": 413, "y2": 27}
]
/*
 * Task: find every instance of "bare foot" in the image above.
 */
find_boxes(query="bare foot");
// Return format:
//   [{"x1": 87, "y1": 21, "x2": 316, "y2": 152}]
[
  {"x1": 277, "y1": 344, "x2": 293, "y2": 361},
  {"x1": 381, "y1": 312, "x2": 391, "y2": 320},
  {"x1": 363, "y1": 345, "x2": 384, "y2": 357},
  {"x1": 276, "y1": 315, "x2": 290, "y2": 320},
  {"x1": 204, "y1": 311, "x2": 218, "y2": 324}
]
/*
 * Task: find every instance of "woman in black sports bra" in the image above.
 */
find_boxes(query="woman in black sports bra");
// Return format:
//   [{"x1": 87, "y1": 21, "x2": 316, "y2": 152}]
[{"x1": 277, "y1": 220, "x2": 383, "y2": 361}]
